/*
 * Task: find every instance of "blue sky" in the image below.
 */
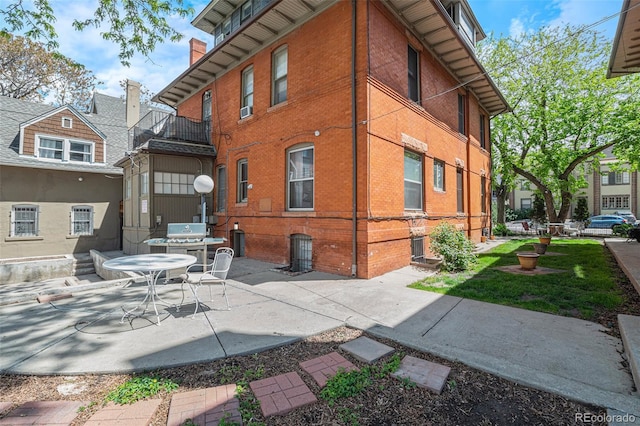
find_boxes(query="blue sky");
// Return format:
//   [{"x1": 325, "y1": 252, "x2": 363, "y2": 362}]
[{"x1": 1, "y1": 0, "x2": 625, "y2": 100}]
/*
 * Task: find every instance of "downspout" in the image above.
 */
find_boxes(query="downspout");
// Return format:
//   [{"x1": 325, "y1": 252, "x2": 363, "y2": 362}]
[
  {"x1": 465, "y1": 90, "x2": 472, "y2": 237},
  {"x1": 351, "y1": 0, "x2": 358, "y2": 277}
]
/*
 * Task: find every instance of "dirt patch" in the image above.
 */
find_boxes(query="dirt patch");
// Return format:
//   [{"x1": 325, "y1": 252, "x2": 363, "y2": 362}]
[{"x1": 494, "y1": 265, "x2": 566, "y2": 275}]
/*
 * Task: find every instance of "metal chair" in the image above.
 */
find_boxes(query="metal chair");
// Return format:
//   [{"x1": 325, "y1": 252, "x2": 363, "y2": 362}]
[{"x1": 181, "y1": 247, "x2": 234, "y2": 317}]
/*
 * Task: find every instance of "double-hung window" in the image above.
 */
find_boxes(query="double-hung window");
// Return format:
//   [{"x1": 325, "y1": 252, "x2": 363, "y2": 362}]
[
  {"x1": 404, "y1": 150, "x2": 423, "y2": 210},
  {"x1": 37, "y1": 136, "x2": 94, "y2": 163},
  {"x1": 458, "y1": 94, "x2": 466, "y2": 134},
  {"x1": 479, "y1": 114, "x2": 486, "y2": 149},
  {"x1": 216, "y1": 166, "x2": 227, "y2": 212},
  {"x1": 272, "y1": 46, "x2": 288, "y2": 105},
  {"x1": 237, "y1": 159, "x2": 248, "y2": 203},
  {"x1": 408, "y1": 45, "x2": 419, "y2": 102},
  {"x1": 11, "y1": 205, "x2": 38, "y2": 237},
  {"x1": 287, "y1": 145, "x2": 314, "y2": 210},
  {"x1": 71, "y1": 206, "x2": 93, "y2": 236},
  {"x1": 433, "y1": 159, "x2": 445, "y2": 191},
  {"x1": 481, "y1": 176, "x2": 487, "y2": 213},
  {"x1": 242, "y1": 66, "x2": 254, "y2": 109},
  {"x1": 456, "y1": 168, "x2": 464, "y2": 212}
]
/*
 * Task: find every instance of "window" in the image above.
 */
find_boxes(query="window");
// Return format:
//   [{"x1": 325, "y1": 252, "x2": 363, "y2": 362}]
[
  {"x1": 602, "y1": 171, "x2": 630, "y2": 185},
  {"x1": 408, "y1": 45, "x2": 419, "y2": 102},
  {"x1": 11, "y1": 205, "x2": 38, "y2": 237},
  {"x1": 287, "y1": 145, "x2": 314, "y2": 210},
  {"x1": 272, "y1": 46, "x2": 288, "y2": 105},
  {"x1": 237, "y1": 159, "x2": 248, "y2": 203},
  {"x1": 61, "y1": 117, "x2": 72, "y2": 128},
  {"x1": 202, "y1": 90, "x2": 212, "y2": 122},
  {"x1": 216, "y1": 166, "x2": 227, "y2": 212},
  {"x1": 125, "y1": 177, "x2": 131, "y2": 199},
  {"x1": 602, "y1": 195, "x2": 630, "y2": 209},
  {"x1": 71, "y1": 206, "x2": 93, "y2": 236},
  {"x1": 521, "y1": 198, "x2": 532, "y2": 210},
  {"x1": 458, "y1": 94, "x2": 466, "y2": 134},
  {"x1": 411, "y1": 236, "x2": 425, "y2": 263},
  {"x1": 433, "y1": 159, "x2": 445, "y2": 191},
  {"x1": 140, "y1": 172, "x2": 148, "y2": 195},
  {"x1": 456, "y1": 168, "x2": 464, "y2": 212},
  {"x1": 481, "y1": 176, "x2": 487, "y2": 213},
  {"x1": 242, "y1": 66, "x2": 254, "y2": 108},
  {"x1": 479, "y1": 114, "x2": 486, "y2": 149},
  {"x1": 37, "y1": 136, "x2": 94, "y2": 163},
  {"x1": 404, "y1": 150, "x2": 423, "y2": 210},
  {"x1": 153, "y1": 172, "x2": 195, "y2": 195},
  {"x1": 241, "y1": 0, "x2": 252, "y2": 22}
]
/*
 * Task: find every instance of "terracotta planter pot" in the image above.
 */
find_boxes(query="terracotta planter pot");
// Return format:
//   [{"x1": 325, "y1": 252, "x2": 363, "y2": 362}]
[
  {"x1": 480, "y1": 236, "x2": 487, "y2": 243},
  {"x1": 517, "y1": 252, "x2": 540, "y2": 270},
  {"x1": 532, "y1": 243, "x2": 548, "y2": 254},
  {"x1": 539, "y1": 236, "x2": 552, "y2": 245}
]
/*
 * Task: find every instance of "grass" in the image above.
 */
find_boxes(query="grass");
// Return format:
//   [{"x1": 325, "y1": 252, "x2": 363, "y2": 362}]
[{"x1": 409, "y1": 238, "x2": 624, "y2": 319}]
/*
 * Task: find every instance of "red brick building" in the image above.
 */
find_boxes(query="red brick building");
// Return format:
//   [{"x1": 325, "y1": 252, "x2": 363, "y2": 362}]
[{"x1": 153, "y1": 0, "x2": 507, "y2": 278}]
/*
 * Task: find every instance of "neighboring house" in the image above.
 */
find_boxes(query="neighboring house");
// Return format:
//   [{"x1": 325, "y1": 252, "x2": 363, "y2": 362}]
[
  {"x1": 0, "y1": 84, "x2": 149, "y2": 259},
  {"x1": 129, "y1": 0, "x2": 507, "y2": 278},
  {"x1": 509, "y1": 149, "x2": 639, "y2": 219}
]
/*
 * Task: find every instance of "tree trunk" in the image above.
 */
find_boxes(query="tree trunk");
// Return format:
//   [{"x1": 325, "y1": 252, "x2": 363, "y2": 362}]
[
  {"x1": 542, "y1": 191, "x2": 559, "y2": 223},
  {"x1": 495, "y1": 183, "x2": 508, "y2": 224}
]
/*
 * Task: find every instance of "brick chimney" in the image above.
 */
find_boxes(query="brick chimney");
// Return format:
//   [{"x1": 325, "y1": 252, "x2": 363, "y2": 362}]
[
  {"x1": 190, "y1": 38, "x2": 207, "y2": 66},
  {"x1": 126, "y1": 79, "x2": 141, "y2": 129}
]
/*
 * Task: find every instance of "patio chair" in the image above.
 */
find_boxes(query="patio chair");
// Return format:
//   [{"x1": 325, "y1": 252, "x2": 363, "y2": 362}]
[{"x1": 180, "y1": 247, "x2": 234, "y2": 317}]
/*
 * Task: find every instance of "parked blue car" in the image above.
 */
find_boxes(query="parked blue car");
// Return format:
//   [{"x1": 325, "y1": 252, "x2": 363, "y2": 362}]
[{"x1": 585, "y1": 215, "x2": 627, "y2": 229}]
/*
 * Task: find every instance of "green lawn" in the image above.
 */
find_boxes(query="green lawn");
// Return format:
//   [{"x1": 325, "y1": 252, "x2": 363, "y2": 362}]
[{"x1": 409, "y1": 239, "x2": 623, "y2": 319}]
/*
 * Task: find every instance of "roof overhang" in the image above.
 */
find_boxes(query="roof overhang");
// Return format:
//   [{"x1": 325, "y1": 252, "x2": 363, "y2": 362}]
[
  {"x1": 154, "y1": 0, "x2": 338, "y2": 107},
  {"x1": 608, "y1": 0, "x2": 640, "y2": 78},
  {"x1": 382, "y1": 0, "x2": 509, "y2": 116}
]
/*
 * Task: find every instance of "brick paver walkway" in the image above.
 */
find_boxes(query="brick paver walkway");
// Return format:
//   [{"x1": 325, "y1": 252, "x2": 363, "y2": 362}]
[
  {"x1": 299, "y1": 351, "x2": 359, "y2": 387},
  {"x1": 249, "y1": 372, "x2": 316, "y2": 417},
  {"x1": 167, "y1": 385, "x2": 241, "y2": 426},
  {"x1": 0, "y1": 400, "x2": 85, "y2": 425},
  {"x1": 84, "y1": 399, "x2": 162, "y2": 426}
]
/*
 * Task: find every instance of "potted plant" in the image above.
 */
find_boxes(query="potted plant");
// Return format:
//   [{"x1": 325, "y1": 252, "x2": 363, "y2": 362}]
[
  {"x1": 532, "y1": 242, "x2": 548, "y2": 254},
  {"x1": 538, "y1": 232, "x2": 552, "y2": 245},
  {"x1": 516, "y1": 252, "x2": 540, "y2": 270}
]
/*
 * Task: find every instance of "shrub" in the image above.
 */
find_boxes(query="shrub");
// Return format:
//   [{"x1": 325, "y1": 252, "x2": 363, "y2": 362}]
[
  {"x1": 492, "y1": 223, "x2": 513, "y2": 237},
  {"x1": 429, "y1": 222, "x2": 477, "y2": 272},
  {"x1": 573, "y1": 197, "x2": 590, "y2": 222}
]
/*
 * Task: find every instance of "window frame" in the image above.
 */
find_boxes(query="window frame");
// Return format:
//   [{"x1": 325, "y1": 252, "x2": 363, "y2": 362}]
[
  {"x1": 216, "y1": 165, "x2": 227, "y2": 212},
  {"x1": 479, "y1": 114, "x2": 486, "y2": 149},
  {"x1": 36, "y1": 135, "x2": 94, "y2": 163},
  {"x1": 237, "y1": 159, "x2": 248, "y2": 203},
  {"x1": 456, "y1": 168, "x2": 464, "y2": 213},
  {"x1": 242, "y1": 66, "x2": 254, "y2": 109},
  {"x1": 408, "y1": 45, "x2": 420, "y2": 102},
  {"x1": 153, "y1": 172, "x2": 195, "y2": 195},
  {"x1": 140, "y1": 172, "x2": 149, "y2": 196},
  {"x1": 11, "y1": 204, "x2": 39, "y2": 237},
  {"x1": 287, "y1": 144, "x2": 314, "y2": 211},
  {"x1": 458, "y1": 94, "x2": 466, "y2": 134},
  {"x1": 404, "y1": 150, "x2": 423, "y2": 211},
  {"x1": 272, "y1": 45, "x2": 288, "y2": 106},
  {"x1": 71, "y1": 205, "x2": 93, "y2": 236},
  {"x1": 481, "y1": 175, "x2": 487, "y2": 213},
  {"x1": 433, "y1": 159, "x2": 445, "y2": 191},
  {"x1": 520, "y1": 198, "x2": 532, "y2": 210}
]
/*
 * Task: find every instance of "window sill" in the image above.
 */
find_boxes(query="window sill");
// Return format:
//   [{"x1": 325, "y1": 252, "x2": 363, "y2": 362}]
[
  {"x1": 5, "y1": 236, "x2": 43, "y2": 242},
  {"x1": 283, "y1": 211, "x2": 316, "y2": 217},
  {"x1": 433, "y1": 188, "x2": 446, "y2": 193},
  {"x1": 267, "y1": 101, "x2": 288, "y2": 112},
  {"x1": 66, "y1": 235, "x2": 95, "y2": 239},
  {"x1": 235, "y1": 202, "x2": 248, "y2": 207}
]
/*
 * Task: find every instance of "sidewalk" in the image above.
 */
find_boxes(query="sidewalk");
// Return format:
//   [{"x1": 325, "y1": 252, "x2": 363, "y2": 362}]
[{"x1": 1, "y1": 238, "x2": 639, "y2": 423}]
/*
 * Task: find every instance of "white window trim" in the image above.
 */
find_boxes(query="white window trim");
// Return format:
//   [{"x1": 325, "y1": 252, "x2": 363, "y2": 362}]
[
  {"x1": 272, "y1": 45, "x2": 288, "y2": 106},
  {"x1": 61, "y1": 117, "x2": 73, "y2": 128},
  {"x1": 242, "y1": 66, "x2": 254, "y2": 109},
  {"x1": 11, "y1": 204, "x2": 39, "y2": 237},
  {"x1": 71, "y1": 205, "x2": 94, "y2": 236},
  {"x1": 287, "y1": 144, "x2": 314, "y2": 211},
  {"x1": 35, "y1": 134, "x2": 95, "y2": 163},
  {"x1": 237, "y1": 159, "x2": 248, "y2": 203},
  {"x1": 433, "y1": 159, "x2": 445, "y2": 191}
]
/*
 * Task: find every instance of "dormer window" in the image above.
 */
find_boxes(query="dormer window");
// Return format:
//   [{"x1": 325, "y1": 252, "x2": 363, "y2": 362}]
[{"x1": 442, "y1": 1, "x2": 478, "y2": 47}]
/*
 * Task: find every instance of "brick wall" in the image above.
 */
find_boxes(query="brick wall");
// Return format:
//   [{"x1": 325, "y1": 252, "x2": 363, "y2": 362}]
[{"x1": 175, "y1": 1, "x2": 491, "y2": 278}]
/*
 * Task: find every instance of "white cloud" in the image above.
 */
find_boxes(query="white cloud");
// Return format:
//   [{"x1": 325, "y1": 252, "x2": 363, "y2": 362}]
[
  {"x1": 547, "y1": 0, "x2": 619, "y2": 37},
  {"x1": 509, "y1": 18, "x2": 526, "y2": 38}
]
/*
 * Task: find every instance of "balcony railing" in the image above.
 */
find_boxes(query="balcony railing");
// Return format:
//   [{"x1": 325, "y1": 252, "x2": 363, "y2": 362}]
[{"x1": 129, "y1": 110, "x2": 211, "y2": 150}]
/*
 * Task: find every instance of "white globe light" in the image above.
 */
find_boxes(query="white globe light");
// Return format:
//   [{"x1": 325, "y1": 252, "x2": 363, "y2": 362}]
[{"x1": 193, "y1": 175, "x2": 214, "y2": 194}]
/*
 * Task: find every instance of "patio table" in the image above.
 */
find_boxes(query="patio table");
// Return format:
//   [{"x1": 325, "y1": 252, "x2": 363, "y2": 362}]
[{"x1": 103, "y1": 253, "x2": 196, "y2": 325}]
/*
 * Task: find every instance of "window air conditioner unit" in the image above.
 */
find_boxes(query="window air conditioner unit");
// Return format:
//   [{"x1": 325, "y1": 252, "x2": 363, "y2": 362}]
[
  {"x1": 240, "y1": 105, "x2": 253, "y2": 119},
  {"x1": 215, "y1": 34, "x2": 225, "y2": 45}
]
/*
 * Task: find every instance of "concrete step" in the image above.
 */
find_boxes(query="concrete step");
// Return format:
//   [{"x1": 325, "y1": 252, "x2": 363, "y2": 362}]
[
  {"x1": 618, "y1": 314, "x2": 640, "y2": 393},
  {"x1": 74, "y1": 266, "x2": 96, "y2": 276}
]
